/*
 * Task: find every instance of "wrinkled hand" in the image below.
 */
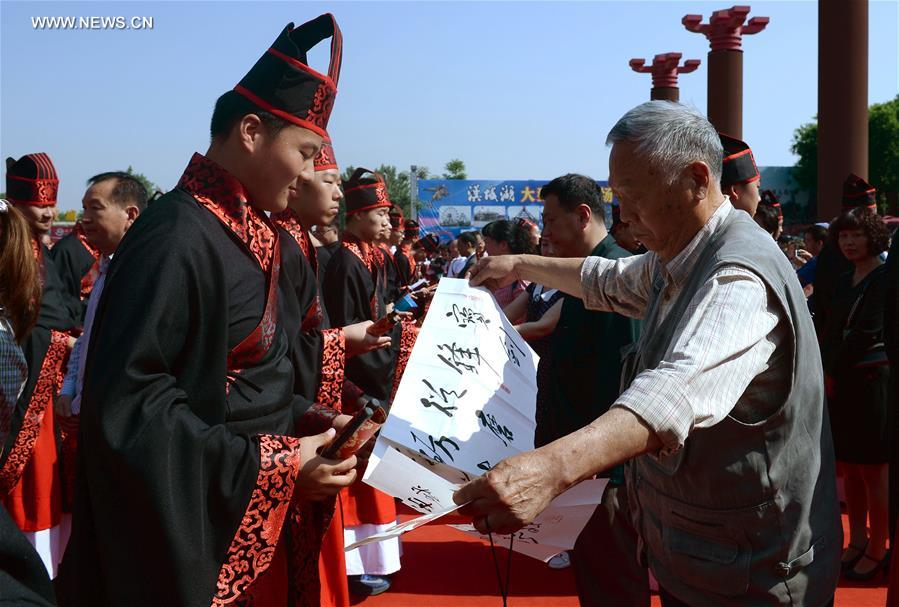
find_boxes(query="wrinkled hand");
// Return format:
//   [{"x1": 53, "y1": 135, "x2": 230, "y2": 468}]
[
  {"x1": 468, "y1": 255, "x2": 519, "y2": 290},
  {"x1": 795, "y1": 249, "x2": 813, "y2": 263},
  {"x1": 295, "y1": 428, "x2": 358, "y2": 501},
  {"x1": 344, "y1": 321, "x2": 392, "y2": 357},
  {"x1": 453, "y1": 449, "x2": 563, "y2": 535}
]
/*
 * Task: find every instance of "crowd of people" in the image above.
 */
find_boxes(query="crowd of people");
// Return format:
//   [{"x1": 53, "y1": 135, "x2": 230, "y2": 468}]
[{"x1": 0, "y1": 12, "x2": 897, "y2": 607}]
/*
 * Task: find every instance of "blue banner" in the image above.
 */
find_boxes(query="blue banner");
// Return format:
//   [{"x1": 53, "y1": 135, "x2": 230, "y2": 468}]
[{"x1": 416, "y1": 179, "x2": 613, "y2": 239}]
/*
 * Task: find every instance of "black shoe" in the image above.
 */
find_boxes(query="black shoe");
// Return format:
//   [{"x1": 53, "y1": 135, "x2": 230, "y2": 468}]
[
  {"x1": 843, "y1": 552, "x2": 889, "y2": 581},
  {"x1": 348, "y1": 574, "x2": 391, "y2": 596},
  {"x1": 840, "y1": 541, "x2": 868, "y2": 572}
]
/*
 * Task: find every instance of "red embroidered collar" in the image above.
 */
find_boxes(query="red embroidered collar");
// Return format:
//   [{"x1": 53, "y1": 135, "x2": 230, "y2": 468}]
[
  {"x1": 271, "y1": 208, "x2": 316, "y2": 274},
  {"x1": 177, "y1": 153, "x2": 275, "y2": 272}
]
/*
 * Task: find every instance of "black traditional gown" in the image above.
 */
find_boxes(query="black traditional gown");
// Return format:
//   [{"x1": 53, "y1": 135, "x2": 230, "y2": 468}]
[
  {"x1": 56, "y1": 153, "x2": 323, "y2": 607},
  {"x1": 47, "y1": 223, "x2": 101, "y2": 324}
]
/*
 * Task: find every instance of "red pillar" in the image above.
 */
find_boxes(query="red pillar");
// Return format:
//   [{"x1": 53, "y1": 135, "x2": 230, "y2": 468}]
[
  {"x1": 683, "y1": 5, "x2": 768, "y2": 138},
  {"x1": 629, "y1": 52, "x2": 700, "y2": 102},
  {"x1": 818, "y1": 0, "x2": 868, "y2": 221}
]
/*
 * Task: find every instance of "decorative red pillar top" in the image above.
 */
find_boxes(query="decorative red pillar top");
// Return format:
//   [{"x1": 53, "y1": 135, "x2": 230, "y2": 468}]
[
  {"x1": 629, "y1": 52, "x2": 701, "y2": 88},
  {"x1": 682, "y1": 5, "x2": 769, "y2": 51}
]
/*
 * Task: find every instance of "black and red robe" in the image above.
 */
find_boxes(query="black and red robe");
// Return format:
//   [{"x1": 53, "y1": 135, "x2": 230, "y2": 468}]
[
  {"x1": 56, "y1": 153, "x2": 325, "y2": 607},
  {"x1": 47, "y1": 222, "x2": 101, "y2": 324}
]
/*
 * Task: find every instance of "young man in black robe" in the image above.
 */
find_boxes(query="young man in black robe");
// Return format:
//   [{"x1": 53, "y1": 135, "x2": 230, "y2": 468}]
[
  {"x1": 321, "y1": 169, "x2": 418, "y2": 596},
  {"x1": 56, "y1": 15, "x2": 360, "y2": 606},
  {"x1": 1, "y1": 153, "x2": 79, "y2": 576}
]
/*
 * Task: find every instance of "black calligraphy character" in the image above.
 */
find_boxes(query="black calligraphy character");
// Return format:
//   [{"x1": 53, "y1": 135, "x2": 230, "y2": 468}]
[
  {"x1": 410, "y1": 430, "x2": 461, "y2": 463},
  {"x1": 499, "y1": 328, "x2": 526, "y2": 367},
  {"x1": 477, "y1": 460, "x2": 493, "y2": 472},
  {"x1": 407, "y1": 497, "x2": 434, "y2": 513},
  {"x1": 446, "y1": 303, "x2": 491, "y2": 329},
  {"x1": 411, "y1": 485, "x2": 437, "y2": 502},
  {"x1": 436, "y1": 342, "x2": 482, "y2": 375},
  {"x1": 476, "y1": 410, "x2": 514, "y2": 447},
  {"x1": 419, "y1": 379, "x2": 465, "y2": 417}
]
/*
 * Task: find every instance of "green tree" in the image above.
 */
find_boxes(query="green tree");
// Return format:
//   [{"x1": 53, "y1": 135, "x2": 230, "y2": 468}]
[
  {"x1": 125, "y1": 165, "x2": 161, "y2": 196},
  {"x1": 791, "y1": 96, "x2": 899, "y2": 213},
  {"x1": 442, "y1": 158, "x2": 467, "y2": 180}
]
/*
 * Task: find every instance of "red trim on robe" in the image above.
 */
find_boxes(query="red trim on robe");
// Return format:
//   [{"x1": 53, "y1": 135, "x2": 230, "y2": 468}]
[
  {"x1": 318, "y1": 493, "x2": 350, "y2": 606},
  {"x1": 341, "y1": 482, "x2": 396, "y2": 528},
  {"x1": 0, "y1": 330, "x2": 68, "y2": 497},
  {"x1": 390, "y1": 320, "x2": 418, "y2": 402},
  {"x1": 211, "y1": 434, "x2": 302, "y2": 607},
  {"x1": 73, "y1": 222, "x2": 102, "y2": 300},
  {"x1": 317, "y1": 329, "x2": 346, "y2": 410}
]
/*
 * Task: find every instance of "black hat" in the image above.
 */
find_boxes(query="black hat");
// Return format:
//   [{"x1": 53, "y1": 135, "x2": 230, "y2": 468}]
[
  {"x1": 5, "y1": 153, "x2": 59, "y2": 207},
  {"x1": 841, "y1": 174, "x2": 876, "y2": 211},
  {"x1": 235, "y1": 14, "x2": 342, "y2": 138},
  {"x1": 344, "y1": 168, "x2": 391, "y2": 216},
  {"x1": 720, "y1": 133, "x2": 759, "y2": 188},
  {"x1": 759, "y1": 189, "x2": 782, "y2": 219},
  {"x1": 404, "y1": 219, "x2": 420, "y2": 239},
  {"x1": 414, "y1": 233, "x2": 439, "y2": 254}
]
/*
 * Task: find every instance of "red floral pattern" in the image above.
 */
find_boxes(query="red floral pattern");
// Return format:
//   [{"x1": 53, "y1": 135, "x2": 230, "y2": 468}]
[
  {"x1": 390, "y1": 320, "x2": 418, "y2": 403},
  {"x1": 304, "y1": 82, "x2": 337, "y2": 131},
  {"x1": 0, "y1": 331, "x2": 69, "y2": 494},
  {"x1": 211, "y1": 434, "x2": 302, "y2": 607},
  {"x1": 178, "y1": 153, "x2": 275, "y2": 272},
  {"x1": 317, "y1": 329, "x2": 346, "y2": 410},
  {"x1": 74, "y1": 222, "x2": 102, "y2": 300}
]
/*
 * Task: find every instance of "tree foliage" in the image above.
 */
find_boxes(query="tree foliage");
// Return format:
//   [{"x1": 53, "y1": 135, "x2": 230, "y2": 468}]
[
  {"x1": 442, "y1": 158, "x2": 467, "y2": 180},
  {"x1": 791, "y1": 96, "x2": 899, "y2": 212}
]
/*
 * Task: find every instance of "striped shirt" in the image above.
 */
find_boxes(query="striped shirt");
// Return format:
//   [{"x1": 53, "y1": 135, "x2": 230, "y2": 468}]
[{"x1": 579, "y1": 201, "x2": 787, "y2": 454}]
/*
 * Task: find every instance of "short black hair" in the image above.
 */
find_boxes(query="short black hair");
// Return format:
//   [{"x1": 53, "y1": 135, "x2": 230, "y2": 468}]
[
  {"x1": 210, "y1": 90, "x2": 289, "y2": 141},
  {"x1": 87, "y1": 172, "x2": 149, "y2": 211},
  {"x1": 481, "y1": 220, "x2": 532, "y2": 254},
  {"x1": 804, "y1": 225, "x2": 828, "y2": 243},
  {"x1": 457, "y1": 231, "x2": 478, "y2": 248},
  {"x1": 753, "y1": 203, "x2": 779, "y2": 236},
  {"x1": 829, "y1": 208, "x2": 891, "y2": 256},
  {"x1": 539, "y1": 173, "x2": 604, "y2": 216}
]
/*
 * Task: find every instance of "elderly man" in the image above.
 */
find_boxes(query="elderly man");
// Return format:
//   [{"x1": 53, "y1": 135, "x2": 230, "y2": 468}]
[{"x1": 458, "y1": 101, "x2": 841, "y2": 606}]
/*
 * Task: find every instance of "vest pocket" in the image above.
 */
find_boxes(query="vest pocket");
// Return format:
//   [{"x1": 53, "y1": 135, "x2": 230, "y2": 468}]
[{"x1": 657, "y1": 520, "x2": 751, "y2": 596}]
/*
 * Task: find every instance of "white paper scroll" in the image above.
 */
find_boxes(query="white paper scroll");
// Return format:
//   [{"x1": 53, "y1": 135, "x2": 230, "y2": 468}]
[{"x1": 356, "y1": 278, "x2": 606, "y2": 560}]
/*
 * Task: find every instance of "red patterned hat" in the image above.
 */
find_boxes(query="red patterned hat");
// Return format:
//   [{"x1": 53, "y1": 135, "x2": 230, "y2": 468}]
[
  {"x1": 404, "y1": 219, "x2": 420, "y2": 239},
  {"x1": 414, "y1": 233, "x2": 440, "y2": 254},
  {"x1": 314, "y1": 136, "x2": 338, "y2": 172},
  {"x1": 235, "y1": 14, "x2": 342, "y2": 138},
  {"x1": 720, "y1": 133, "x2": 759, "y2": 187},
  {"x1": 841, "y1": 173, "x2": 877, "y2": 211},
  {"x1": 344, "y1": 168, "x2": 391, "y2": 216},
  {"x1": 5, "y1": 153, "x2": 59, "y2": 207},
  {"x1": 388, "y1": 205, "x2": 405, "y2": 229}
]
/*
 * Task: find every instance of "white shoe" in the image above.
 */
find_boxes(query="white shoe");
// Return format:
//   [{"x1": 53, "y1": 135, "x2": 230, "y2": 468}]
[{"x1": 547, "y1": 551, "x2": 571, "y2": 569}]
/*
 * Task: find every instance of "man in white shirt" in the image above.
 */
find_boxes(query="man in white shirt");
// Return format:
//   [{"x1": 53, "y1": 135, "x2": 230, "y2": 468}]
[
  {"x1": 56, "y1": 172, "x2": 147, "y2": 419},
  {"x1": 457, "y1": 101, "x2": 840, "y2": 606},
  {"x1": 448, "y1": 231, "x2": 477, "y2": 278}
]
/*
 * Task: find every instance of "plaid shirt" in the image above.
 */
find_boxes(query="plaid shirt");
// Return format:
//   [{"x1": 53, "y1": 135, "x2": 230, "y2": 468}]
[
  {"x1": 579, "y1": 201, "x2": 787, "y2": 454},
  {"x1": 0, "y1": 312, "x2": 28, "y2": 451}
]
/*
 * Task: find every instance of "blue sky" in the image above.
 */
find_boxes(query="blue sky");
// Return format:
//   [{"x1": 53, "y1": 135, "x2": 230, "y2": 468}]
[{"x1": 2, "y1": 0, "x2": 897, "y2": 211}]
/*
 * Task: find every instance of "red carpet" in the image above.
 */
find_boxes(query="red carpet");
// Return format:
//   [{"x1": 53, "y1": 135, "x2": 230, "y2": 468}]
[{"x1": 357, "y1": 509, "x2": 887, "y2": 607}]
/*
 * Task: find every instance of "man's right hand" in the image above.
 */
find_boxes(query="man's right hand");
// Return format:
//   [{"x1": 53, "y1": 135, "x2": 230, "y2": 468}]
[
  {"x1": 295, "y1": 428, "x2": 358, "y2": 501},
  {"x1": 55, "y1": 394, "x2": 73, "y2": 419},
  {"x1": 468, "y1": 255, "x2": 520, "y2": 289}
]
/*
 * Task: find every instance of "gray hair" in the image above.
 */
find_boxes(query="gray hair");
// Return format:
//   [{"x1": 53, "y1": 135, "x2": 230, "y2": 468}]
[{"x1": 606, "y1": 101, "x2": 723, "y2": 186}]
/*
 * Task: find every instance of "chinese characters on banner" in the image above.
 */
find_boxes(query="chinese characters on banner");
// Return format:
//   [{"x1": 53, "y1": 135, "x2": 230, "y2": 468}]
[
  {"x1": 416, "y1": 179, "x2": 614, "y2": 239},
  {"x1": 360, "y1": 278, "x2": 606, "y2": 561}
]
